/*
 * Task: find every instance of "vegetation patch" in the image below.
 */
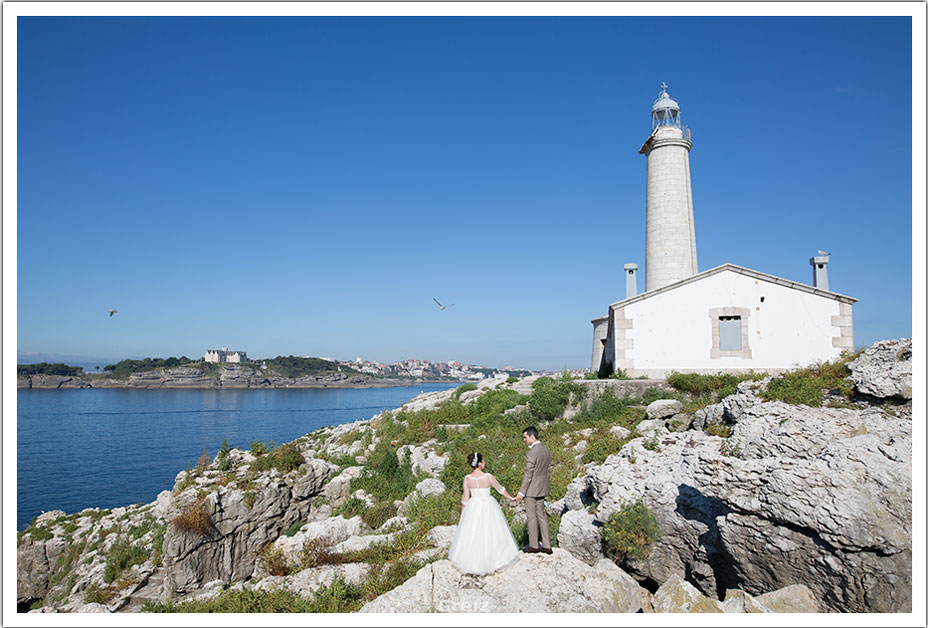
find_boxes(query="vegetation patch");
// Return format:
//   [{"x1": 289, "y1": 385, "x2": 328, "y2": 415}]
[
  {"x1": 172, "y1": 497, "x2": 212, "y2": 536},
  {"x1": 361, "y1": 501, "x2": 397, "y2": 530},
  {"x1": 103, "y1": 537, "x2": 148, "y2": 584},
  {"x1": 17, "y1": 362, "x2": 85, "y2": 376},
  {"x1": 251, "y1": 442, "x2": 305, "y2": 474},
  {"x1": 762, "y1": 353, "x2": 858, "y2": 407},
  {"x1": 602, "y1": 500, "x2": 661, "y2": 562},
  {"x1": 83, "y1": 583, "x2": 115, "y2": 605}
]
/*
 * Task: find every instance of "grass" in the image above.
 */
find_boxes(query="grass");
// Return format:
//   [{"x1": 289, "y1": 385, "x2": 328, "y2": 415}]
[
  {"x1": 141, "y1": 579, "x2": 365, "y2": 613},
  {"x1": 250, "y1": 442, "x2": 305, "y2": 475},
  {"x1": 172, "y1": 496, "x2": 212, "y2": 536},
  {"x1": 761, "y1": 353, "x2": 858, "y2": 407},
  {"x1": 103, "y1": 537, "x2": 148, "y2": 584}
]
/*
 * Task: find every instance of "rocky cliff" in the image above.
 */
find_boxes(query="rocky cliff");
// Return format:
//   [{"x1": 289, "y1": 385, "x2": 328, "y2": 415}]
[{"x1": 17, "y1": 339, "x2": 912, "y2": 614}]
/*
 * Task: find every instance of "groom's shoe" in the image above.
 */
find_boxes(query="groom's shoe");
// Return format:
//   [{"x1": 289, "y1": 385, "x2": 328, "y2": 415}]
[
  {"x1": 539, "y1": 546, "x2": 553, "y2": 554},
  {"x1": 522, "y1": 546, "x2": 539, "y2": 553}
]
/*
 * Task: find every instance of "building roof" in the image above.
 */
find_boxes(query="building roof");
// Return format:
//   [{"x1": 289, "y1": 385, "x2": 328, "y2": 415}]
[{"x1": 591, "y1": 263, "x2": 857, "y2": 322}]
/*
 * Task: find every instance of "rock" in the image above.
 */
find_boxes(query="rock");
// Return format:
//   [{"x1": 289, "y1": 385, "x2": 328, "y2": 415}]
[
  {"x1": 586, "y1": 389, "x2": 912, "y2": 613},
  {"x1": 359, "y1": 551, "x2": 641, "y2": 613},
  {"x1": 73, "y1": 603, "x2": 112, "y2": 613},
  {"x1": 646, "y1": 399, "x2": 683, "y2": 420},
  {"x1": 847, "y1": 338, "x2": 912, "y2": 399},
  {"x1": 323, "y1": 466, "x2": 364, "y2": 506},
  {"x1": 398, "y1": 441, "x2": 448, "y2": 477},
  {"x1": 151, "y1": 490, "x2": 175, "y2": 520},
  {"x1": 349, "y1": 489, "x2": 375, "y2": 507},
  {"x1": 651, "y1": 574, "x2": 724, "y2": 613},
  {"x1": 667, "y1": 413, "x2": 693, "y2": 432},
  {"x1": 36, "y1": 510, "x2": 66, "y2": 524},
  {"x1": 564, "y1": 476, "x2": 595, "y2": 511},
  {"x1": 754, "y1": 583, "x2": 819, "y2": 612},
  {"x1": 415, "y1": 478, "x2": 446, "y2": 498},
  {"x1": 722, "y1": 589, "x2": 770, "y2": 613},
  {"x1": 609, "y1": 425, "x2": 631, "y2": 440},
  {"x1": 426, "y1": 525, "x2": 457, "y2": 551},
  {"x1": 634, "y1": 419, "x2": 665, "y2": 437},
  {"x1": 557, "y1": 510, "x2": 603, "y2": 566},
  {"x1": 254, "y1": 563, "x2": 370, "y2": 597},
  {"x1": 272, "y1": 516, "x2": 365, "y2": 565}
]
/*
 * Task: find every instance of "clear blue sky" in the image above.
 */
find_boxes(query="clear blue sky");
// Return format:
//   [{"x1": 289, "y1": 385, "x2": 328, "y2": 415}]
[{"x1": 15, "y1": 16, "x2": 916, "y2": 371}]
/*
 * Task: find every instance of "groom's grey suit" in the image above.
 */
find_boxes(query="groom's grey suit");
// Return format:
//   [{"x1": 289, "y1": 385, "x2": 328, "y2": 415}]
[{"x1": 519, "y1": 441, "x2": 551, "y2": 549}]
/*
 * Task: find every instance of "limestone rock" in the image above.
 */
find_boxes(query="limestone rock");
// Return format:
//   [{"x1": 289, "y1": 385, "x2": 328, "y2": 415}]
[
  {"x1": 557, "y1": 509, "x2": 603, "y2": 566},
  {"x1": 754, "y1": 583, "x2": 819, "y2": 612},
  {"x1": 652, "y1": 574, "x2": 724, "y2": 613},
  {"x1": 667, "y1": 413, "x2": 692, "y2": 432},
  {"x1": 359, "y1": 551, "x2": 641, "y2": 613},
  {"x1": 398, "y1": 440, "x2": 448, "y2": 477},
  {"x1": 609, "y1": 425, "x2": 631, "y2": 440},
  {"x1": 586, "y1": 387, "x2": 912, "y2": 613},
  {"x1": 323, "y1": 466, "x2": 364, "y2": 506},
  {"x1": 74, "y1": 603, "x2": 112, "y2": 613},
  {"x1": 722, "y1": 588, "x2": 770, "y2": 613},
  {"x1": 254, "y1": 563, "x2": 370, "y2": 597},
  {"x1": 415, "y1": 478, "x2": 447, "y2": 498},
  {"x1": 634, "y1": 419, "x2": 665, "y2": 437},
  {"x1": 847, "y1": 338, "x2": 912, "y2": 399},
  {"x1": 646, "y1": 399, "x2": 683, "y2": 420},
  {"x1": 272, "y1": 515, "x2": 365, "y2": 564}
]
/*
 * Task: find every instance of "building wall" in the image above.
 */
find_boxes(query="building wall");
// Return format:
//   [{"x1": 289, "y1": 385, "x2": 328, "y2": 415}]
[{"x1": 620, "y1": 270, "x2": 851, "y2": 377}]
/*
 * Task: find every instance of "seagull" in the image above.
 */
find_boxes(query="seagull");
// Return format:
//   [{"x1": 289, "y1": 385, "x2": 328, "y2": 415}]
[
  {"x1": 433, "y1": 298, "x2": 455, "y2": 311},
  {"x1": 108, "y1": 309, "x2": 118, "y2": 317},
  {"x1": 817, "y1": 250, "x2": 831, "y2": 256}
]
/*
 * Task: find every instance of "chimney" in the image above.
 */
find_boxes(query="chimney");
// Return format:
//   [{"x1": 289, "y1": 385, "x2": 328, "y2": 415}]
[
  {"x1": 810, "y1": 255, "x2": 829, "y2": 291},
  {"x1": 625, "y1": 263, "x2": 639, "y2": 299}
]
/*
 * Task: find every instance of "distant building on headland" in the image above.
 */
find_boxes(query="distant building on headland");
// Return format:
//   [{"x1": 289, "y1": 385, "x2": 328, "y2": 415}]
[
  {"x1": 591, "y1": 85, "x2": 856, "y2": 378},
  {"x1": 204, "y1": 347, "x2": 248, "y2": 363}
]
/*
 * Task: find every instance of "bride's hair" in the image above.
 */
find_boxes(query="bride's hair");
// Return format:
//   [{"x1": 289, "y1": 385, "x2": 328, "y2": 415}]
[{"x1": 466, "y1": 452, "x2": 483, "y2": 468}]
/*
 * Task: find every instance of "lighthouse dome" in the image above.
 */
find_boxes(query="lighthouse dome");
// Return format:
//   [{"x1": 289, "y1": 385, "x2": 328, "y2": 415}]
[{"x1": 651, "y1": 86, "x2": 680, "y2": 114}]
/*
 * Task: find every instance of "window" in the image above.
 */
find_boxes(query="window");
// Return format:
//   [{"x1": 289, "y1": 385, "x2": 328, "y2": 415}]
[
  {"x1": 719, "y1": 317, "x2": 742, "y2": 351},
  {"x1": 709, "y1": 307, "x2": 752, "y2": 359}
]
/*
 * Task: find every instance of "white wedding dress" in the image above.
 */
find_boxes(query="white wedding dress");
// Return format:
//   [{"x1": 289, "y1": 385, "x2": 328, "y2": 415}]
[{"x1": 448, "y1": 473, "x2": 520, "y2": 575}]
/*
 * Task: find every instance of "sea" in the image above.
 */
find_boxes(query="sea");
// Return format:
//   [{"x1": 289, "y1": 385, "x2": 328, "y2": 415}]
[{"x1": 16, "y1": 384, "x2": 459, "y2": 530}]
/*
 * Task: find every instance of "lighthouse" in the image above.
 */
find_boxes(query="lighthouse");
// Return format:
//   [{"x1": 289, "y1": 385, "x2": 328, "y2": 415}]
[{"x1": 639, "y1": 83, "x2": 697, "y2": 291}]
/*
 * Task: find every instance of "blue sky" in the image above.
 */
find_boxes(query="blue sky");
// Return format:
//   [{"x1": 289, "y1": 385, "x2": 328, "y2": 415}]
[{"x1": 14, "y1": 15, "x2": 917, "y2": 371}]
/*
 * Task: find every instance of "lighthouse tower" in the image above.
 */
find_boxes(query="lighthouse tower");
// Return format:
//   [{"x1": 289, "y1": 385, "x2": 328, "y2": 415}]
[{"x1": 639, "y1": 83, "x2": 697, "y2": 291}]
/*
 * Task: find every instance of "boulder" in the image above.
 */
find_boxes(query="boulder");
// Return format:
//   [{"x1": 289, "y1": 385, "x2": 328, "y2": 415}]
[
  {"x1": 722, "y1": 588, "x2": 770, "y2": 613},
  {"x1": 609, "y1": 425, "x2": 631, "y2": 440},
  {"x1": 667, "y1": 413, "x2": 693, "y2": 432},
  {"x1": 586, "y1": 392, "x2": 912, "y2": 613},
  {"x1": 646, "y1": 399, "x2": 683, "y2": 420},
  {"x1": 415, "y1": 478, "x2": 447, "y2": 498},
  {"x1": 254, "y1": 563, "x2": 370, "y2": 597},
  {"x1": 847, "y1": 338, "x2": 912, "y2": 399},
  {"x1": 652, "y1": 574, "x2": 725, "y2": 612},
  {"x1": 634, "y1": 419, "x2": 665, "y2": 438},
  {"x1": 272, "y1": 515, "x2": 365, "y2": 564},
  {"x1": 754, "y1": 583, "x2": 819, "y2": 612},
  {"x1": 398, "y1": 441, "x2": 448, "y2": 477},
  {"x1": 359, "y1": 551, "x2": 641, "y2": 613},
  {"x1": 323, "y1": 466, "x2": 364, "y2": 506},
  {"x1": 557, "y1": 509, "x2": 603, "y2": 566}
]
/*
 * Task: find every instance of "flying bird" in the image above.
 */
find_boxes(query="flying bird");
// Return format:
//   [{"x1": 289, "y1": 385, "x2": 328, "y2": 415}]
[
  {"x1": 433, "y1": 298, "x2": 455, "y2": 311},
  {"x1": 109, "y1": 309, "x2": 118, "y2": 317},
  {"x1": 817, "y1": 250, "x2": 831, "y2": 256}
]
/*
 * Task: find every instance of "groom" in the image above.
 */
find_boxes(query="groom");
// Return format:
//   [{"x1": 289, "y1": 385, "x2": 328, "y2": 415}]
[{"x1": 514, "y1": 426, "x2": 552, "y2": 554}]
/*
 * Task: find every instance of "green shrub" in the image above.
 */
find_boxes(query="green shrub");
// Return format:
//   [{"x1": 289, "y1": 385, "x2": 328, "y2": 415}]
[
  {"x1": 528, "y1": 377, "x2": 584, "y2": 422},
  {"x1": 506, "y1": 376, "x2": 519, "y2": 384},
  {"x1": 704, "y1": 424, "x2": 732, "y2": 438},
  {"x1": 761, "y1": 357, "x2": 854, "y2": 407},
  {"x1": 141, "y1": 579, "x2": 365, "y2": 613},
  {"x1": 404, "y1": 493, "x2": 459, "y2": 530},
  {"x1": 641, "y1": 387, "x2": 676, "y2": 405},
  {"x1": 334, "y1": 496, "x2": 366, "y2": 519},
  {"x1": 283, "y1": 520, "x2": 305, "y2": 537},
  {"x1": 602, "y1": 500, "x2": 661, "y2": 561},
  {"x1": 350, "y1": 446, "x2": 416, "y2": 502},
  {"x1": 151, "y1": 524, "x2": 165, "y2": 567},
  {"x1": 26, "y1": 525, "x2": 53, "y2": 542},
  {"x1": 84, "y1": 583, "x2": 114, "y2": 605},
  {"x1": 250, "y1": 440, "x2": 274, "y2": 457},
  {"x1": 582, "y1": 430, "x2": 632, "y2": 464},
  {"x1": 361, "y1": 501, "x2": 397, "y2": 530},
  {"x1": 103, "y1": 537, "x2": 148, "y2": 583},
  {"x1": 216, "y1": 440, "x2": 233, "y2": 471},
  {"x1": 453, "y1": 383, "x2": 478, "y2": 399},
  {"x1": 251, "y1": 442, "x2": 305, "y2": 474}
]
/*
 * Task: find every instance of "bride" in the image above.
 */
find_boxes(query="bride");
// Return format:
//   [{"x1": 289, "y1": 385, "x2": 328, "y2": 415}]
[{"x1": 448, "y1": 452, "x2": 520, "y2": 575}]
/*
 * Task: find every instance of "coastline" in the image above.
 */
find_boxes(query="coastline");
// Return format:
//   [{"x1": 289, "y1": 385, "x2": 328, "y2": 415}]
[{"x1": 17, "y1": 372, "x2": 464, "y2": 390}]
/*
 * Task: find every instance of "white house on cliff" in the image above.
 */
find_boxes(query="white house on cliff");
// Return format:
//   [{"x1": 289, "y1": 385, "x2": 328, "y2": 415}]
[{"x1": 591, "y1": 85, "x2": 856, "y2": 378}]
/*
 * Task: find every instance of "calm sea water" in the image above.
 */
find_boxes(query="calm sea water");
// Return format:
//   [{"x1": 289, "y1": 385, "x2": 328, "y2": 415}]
[{"x1": 17, "y1": 384, "x2": 458, "y2": 530}]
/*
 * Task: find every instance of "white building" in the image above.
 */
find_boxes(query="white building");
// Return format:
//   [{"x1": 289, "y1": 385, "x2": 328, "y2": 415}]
[
  {"x1": 204, "y1": 347, "x2": 248, "y2": 363},
  {"x1": 591, "y1": 86, "x2": 856, "y2": 377}
]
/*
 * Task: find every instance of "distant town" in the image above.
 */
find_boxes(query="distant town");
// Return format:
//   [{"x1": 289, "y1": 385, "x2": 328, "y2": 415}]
[{"x1": 203, "y1": 347, "x2": 555, "y2": 380}]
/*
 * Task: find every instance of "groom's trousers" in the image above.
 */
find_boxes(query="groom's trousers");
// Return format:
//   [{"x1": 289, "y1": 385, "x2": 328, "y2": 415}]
[{"x1": 524, "y1": 496, "x2": 551, "y2": 549}]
